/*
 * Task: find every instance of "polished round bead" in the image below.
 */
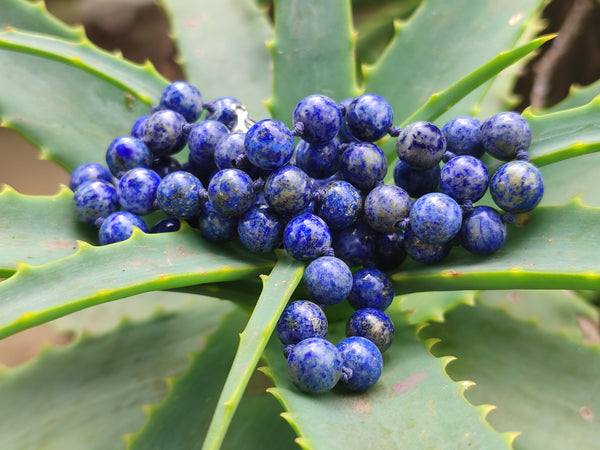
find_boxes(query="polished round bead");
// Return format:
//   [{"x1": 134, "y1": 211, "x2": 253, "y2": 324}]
[
  {"x1": 303, "y1": 256, "x2": 353, "y2": 306},
  {"x1": 197, "y1": 200, "x2": 238, "y2": 243},
  {"x1": 409, "y1": 192, "x2": 462, "y2": 245},
  {"x1": 70, "y1": 163, "x2": 113, "y2": 191},
  {"x1": 151, "y1": 155, "x2": 182, "y2": 178},
  {"x1": 245, "y1": 119, "x2": 294, "y2": 170},
  {"x1": 460, "y1": 206, "x2": 507, "y2": 255},
  {"x1": 283, "y1": 213, "x2": 332, "y2": 261},
  {"x1": 188, "y1": 120, "x2": 230, "y2": 168},
  {"x1": 340, "y1": 142, "x2": 387, "y2": 190},
  {"x1": 490, "y1": 161, "x2": 544, "y2": 213},
  {"x1": 331, "y1": 221, "x2": 375, "y2": 267},
  {"x1": 214, "y1": 132, "x2": 246, "y2": 170},
  {"x1": 315, "y1": 180, "x2": 362, "y2": 230},
  {"x1": 337, "y1": 336, "x2": 383, "y2": 392},
  {"x1": 149, "y1": 218, "x2": 180, "y2": 234},
  {"x1": 372, "y1": 231, "x2": 406, "y2": 270},
  {"x1": 287, "y1": 337, "x2": 342, "y2": 394},
  {"x1": 264, "y1": 165, "x2": 313, "y2": 216},
  {"x1": 237, "y1": 204, "x2": 285, "y2": 253},
  {"x1": 159, "y1": 81, "x2": 203, "y2": 123},
  {"x1": 363, "y1": 184, "x2": 412, "y2": 233},
  {"x1": 276, "y1": 300, "x2": 328, "y2": 345},
  {"x1": 348, "y1": 267, "x2": 394, "y2": 311},
  {"x1": 393, "y1": 159, "x2": 440, "y2": 198},
  {"x1": 481, "y1": 111, "x2": 531, "y2": 161},
  {"x1": 72, "y1": 180, "x2": 119, "y2": 226},
  {"x1": 117, "y1": 167, "x2": 161, "y2": 215},
  {"x1": 105, "y1": 135, "x2": 153, "y2": 177},
  {"x1": 396, "y1": 121, "x2": 446, "y2": 170},
  {"x1": 346, "y1": 308, "x2": 394, "y2": 353},
  {"x1": 142, "y1": 109, "x2": 188, "y2": 156},
  {"x1": 442, "y1": 116, "x2": 484, "y2": 158},
  {"x1": 293, "y1": 94, "x2": 342, "y2": 144},
  {"x1": 336, "y1": 98, "x2": 359, "y2": 143},
  {"x1": 130, "y1": 115, "x2": 149, "y2": 140},
  {"x1": 208, "y1": 168, "x2": 255, "y2": 217},
  {"x1": 98, "y1": 211, "x2": 148, "y2": 245},
  {"x1": 156, "y1": 171, "x2": 204, "y2": 218},
  {"x1": 403, "y1": 228, "x2": 451, "y2": 264},
  {"x1": 345, "y1": 94, "x2": 394, "y2": 142},
  {"x1": 205, "y1": 96, "x2": 240, "y2": 130},
  {"x1": 439, "y1": 155, "x2": 489, "y2": 203},
  {"x1": 295, "y1": 138, "x2": 341, "y2": 179}
]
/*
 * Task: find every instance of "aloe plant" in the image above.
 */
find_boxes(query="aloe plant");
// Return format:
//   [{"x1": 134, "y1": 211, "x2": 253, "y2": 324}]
[{"x1": 1, "y1": 0, "x2": 599, "y2": 448}]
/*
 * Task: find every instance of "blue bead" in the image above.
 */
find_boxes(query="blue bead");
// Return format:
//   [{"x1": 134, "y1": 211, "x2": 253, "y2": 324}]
[
  {"x1": 337, "y1": 336, "x2": 383, "y2": 391},
  {"x1": 348, "y1": 267, "x2": 394, "y2": 311},
  {"x1": 245, "y1": 119, "x2": 294, "y2": 170},
  {"x1": 188, "y1": 120, "x2": 230, "y2": 168},
  {"x1": 490, "y1": 161, "x2": 544, "y2": 213},
  {"x1": 293, "y1": 94, "x2": 342, "y2": 144},
  {"x1": 142, "y1": 109, "x2": 188, "y2": 156},
  {"x1": 439, "y1": 155, "x2": 489, "y2": 203},
  {"x1": 149, "y1": 218, "x2": 180, "y2": 234},
  {"x1": 315, "y1": 180, "x2": 362, "y2": 230},
  {"x1": 336, "y1": 98, "x2": 359, "y2": 143},
  {"x1": 409, "y1": 192, "x2": 462, "y2": 245},
  {"x1": 372, "y1": 231, "x2": 406, "y2": 270},
  {"x1": 442, "y1": 116, "x2": 484, "y2": 158},
  {"x1": 460, "y1": 206, "x2": 506, "y2": 255},
  {"x1": 303, "y1": 256, "x2": 353, "y2": 306},
  {"x1": 151, "y1": 155, "x2": 182, "y2": 178},
  {"x1": 287, "y1": 337, "x2": 342, "y2": 394},
  {"x1": 340, "y1": 142, "x2": 387, "y2": 190},
  {"x1": 130, "y1": 115, "x2": 149, "y2": 140},
  {"x1": 264, "y1": 165, "x2": 313, "y2": 216},
  {"x1": 237, "y1": 204, "x2": 285, "y2": 253},
  {"x1": 205, "y1": 96, "x2": 240, "y2": 129},
  {"x1": 117, "y1": 167, "x2": 161, "y2": 215},
  {"x1": 295, "y1": 138, "x2": 341, "y2": 179},
  {"x1": 70, "y1": 163, "x2": 113, "y2": 191},
  {"x1": 393, "y1": 159, "x2": 440, "y2": 198},
  {"x1": 396, "y1": 121, "x2": 446, "y2": 170},
  {"x1": 331, "y1": 221, "x2": 375, "y2": 266},
  {"x1": 283, "y1": 213, "x2": 332, "y2": 261},
  {"x1": 99, "y1": 211, "x2": 148, "y2": 245},
  {"x1": 214, "y1": 132, "x2": 246, "y2": 170},
  {"x1": 208, "y1": 168, "x2": 255, "y2": 217},
  {"x1": 159, "y1": 81, "x2": 203, "y2": 123},
  {"x1": 403, "y1": 228, "x2": 451, "y2": 264},
  {"x1": 346, "y1": 308, "x2": 394, "y2": 353},
  {"x1": 345, "y1": 94, "x2": 394, "y2": 142},
  {"x1": 196, "y1": 200, "x2": 238, "y2": 243},
  {"x1": 363, "y1": 184, "x2": 412, "y2": 233},
  {"x1": 481, "y1": 111, "x2": 531, "y2": 161},
  {"x1": 276, "y1": 300, "x2": 328, "y2": 345},
  {"x1": 73, "y1": 180, "x2": 119, "y2": 226},
  {"x1": 156, "y1": 171, "x2": 204, "y2": 218},
  {"x1": 105, "y1": 136, "x2": 153, "y2": 178}
]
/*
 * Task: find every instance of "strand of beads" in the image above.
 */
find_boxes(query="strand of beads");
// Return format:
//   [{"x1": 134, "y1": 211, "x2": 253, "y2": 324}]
[{"x1": 69, "y1": 81, "x2": 544, "y2": 394}]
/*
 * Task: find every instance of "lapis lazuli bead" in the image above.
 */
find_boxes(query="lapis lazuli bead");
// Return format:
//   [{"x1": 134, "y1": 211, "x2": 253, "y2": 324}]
[
  {"x1": 439, "y1": 155, "x2": 489, "y2": 203},
  {"x1": 276, "y1": 300, "x2": 328, "y2": 345},
  {"x1": 156, "y1": 171, "x2": 204, "y2": 218},
  {"x1": 245, "y1": 119, "x2": 294, "y2": 170},
  {"x1": 345, "y1": 93, "x2": 394, "y2": 142},
  {"x1": 331, "y1": 221, "x2": 375, "y2": 267},
  {"x1": 70, "y1": 163, "x2": 114, "y2": 192},
  {"x1": 205, "y1": 96, "x2": 241, "y2": 130},
  {"x1": 490, "y1": 160, "x2": 544, "y2": 213},
  {"x1": 337, "y1": 336, "x2": 383, "y2": 392},
  {"x1": 340, "y1": 142, "x2": 387, "y2": 190},
  {"x1": 151, "y1": 155, "x2": 182, "y2": 178},
  {"x1": 392, "y1": 159, "x2": 440, "y2": 198},
  {"x1": 481, "y1": 111, "x2": 531, "y2": 161},
  {"x1": 295, "y1": 138, "x2": 341, "y2": 179},
  {"x1": 372, "y1": 231, "x2": 406, "y2": 270},
  {"x1": 459, "y1": 206, "x2": 507, "y2": 255},
  {"x1": 188, "y1": 120, "x2": 230, "y2": 168},
  {"x1": 214, "y1": 132, "x2": 246, "y2": 170},
  {"x1": 130, "y1": 115, "x2": 149, "y2": 140},
  {"x1": 237, "y1": 204, "x2": 285, "y2": 253},
  {"x1": 442, "y1": 116, "x2": 485, "y2": 158},
  {"x1": 117, "y1": 167, "x2": 161, "y2": 215},
  {"x1": 72, "y1": 180, "x2": 119, "y2": 226},
  {"x1": 293, "y1": 94, "x2": 342, "y2": 144},
  {"x1": 106, "y1": 136, "x2": 153, "y2": 178},
  {"x1": 197, "y1": 200, "x2": 238, "y2": 243},
  {"x1": 315, "y1": 180, "x2": 362, "y2": 230},
  {"x1": 159, "y1": 80, "x2": 203, "y2": 123},
  {"x1": 98, "y1": 211, "x2": 148, "y2": 245},
  {"x1": 264, "y1": 165, "x2": 313, "y2": 216},
  {"x1": 287, "y1": 337, "x2": 342, "y2": 394},
  {"x1": 403, "y1": 228, "x2": 451, "y2": 265},
  {"x1": 207, "y1": 168, "x2": 255, "y2": 217},
  {"x1": 142, "y1": 109, "x2": 188, "y2": 156},
  {"x1": 409, "y1": 192, "x2": 462, "y2": 245},
  {"x1": 283, "y1": 213, "x2": 332, "y2": 261},
  {"x1": 363, "y1": 184, "x2": 412, "y2": 233},
  {"x1": 303, "y1": 256, "x2": 353, "y2": 306},
  {"x1": 348, "y1": 267, "x2": 394, "y2": 311},
  {"x1": 149, "y1": 218, "x2": 180, "y2": 234},
  {"x1": 396, "y1": 121, "x2": 446, "y2": 170},
  {"x1": 346, "y1": 308, "x2": 394, "y2": 353}
]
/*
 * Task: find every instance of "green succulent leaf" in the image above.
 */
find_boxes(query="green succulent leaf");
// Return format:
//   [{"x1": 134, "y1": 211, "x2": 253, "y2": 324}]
[
  {"x1": 424, "y1": 302, "x2": 600, "y2": 449},
  {"x1": 0, "y1": 299, "x2": 238, "y2": 450},
  {"x1": 391, "y1": 200, "x2": 600, "y2": 295},
  {"x1": 0, "y1": 226, "x2": 274, "y2": 340},
  {"x1": 541, "y1": 78, "x2": 600, "y2": 113},
  {"x1": 397, "y1": 290, "x2": 477, "y2": 324},
  {"x1": 540, "y1": 152, "x2": 600, "y2": 207},
  {"x1": 1, "y1": 0, "x2": 82, "y2": 40},
  {"x1": 262, "y1": 304, "x2": 514, "y2": 449},
  {"x1": 161, "y1": 0, "x2": 273, "y2": 119}
]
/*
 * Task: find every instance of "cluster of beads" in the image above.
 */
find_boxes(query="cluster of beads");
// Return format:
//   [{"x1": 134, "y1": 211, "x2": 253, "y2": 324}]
[{"x1": 69, "y1": 80, "x2": 544, "y2": 393}]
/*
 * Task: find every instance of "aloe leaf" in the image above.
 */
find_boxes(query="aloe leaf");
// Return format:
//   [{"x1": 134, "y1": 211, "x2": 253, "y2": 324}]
[
  {"x1": 161, "y1": 0, "x2": 272, "y2": 119},
  {"x1": 268, "y1": 0, "x2": 359, "y2": 123},
  {"x1": 0, "y1": 29, "x2": 168, "y2": 104},
  {"x1": 424, "y1": 303, "x2": 600, "y2": 449},
  {"x1": 390, "y1": 200, "x2": 600, "y2": 295},
  {"x1": 542, "y1": 78, "x2": 600, "y2": 113},
  {"x1": 364, "y1": 0, "x2": 545, "y2": 123},
  {"x1": 261, "y1": 304, "x2": 513, "y2": 449},
  {"x1": 0, "y1": 0, "x2": 82, "y2": 40},
  {"x1": 0, "y1": 226, "x2": 274, "y2": 340},
  {"x1": 525, "y1": 95, "x2": 600, "y2": 166},
  {"x1": 203, "y1": 252, "x2": 305, "y2": 450},
  {"x1": 477, "y1": 289, "x2": 600, "y2": 344},
  {"x1": 0, "y1": 299, "x2": 237, "y2": 450},
  {"x1": 0, "y1": 186, "x2": 96, "y2": 276},
  {"x1": 398, "y1": 290, "x2": 477, "y2": 324}
]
